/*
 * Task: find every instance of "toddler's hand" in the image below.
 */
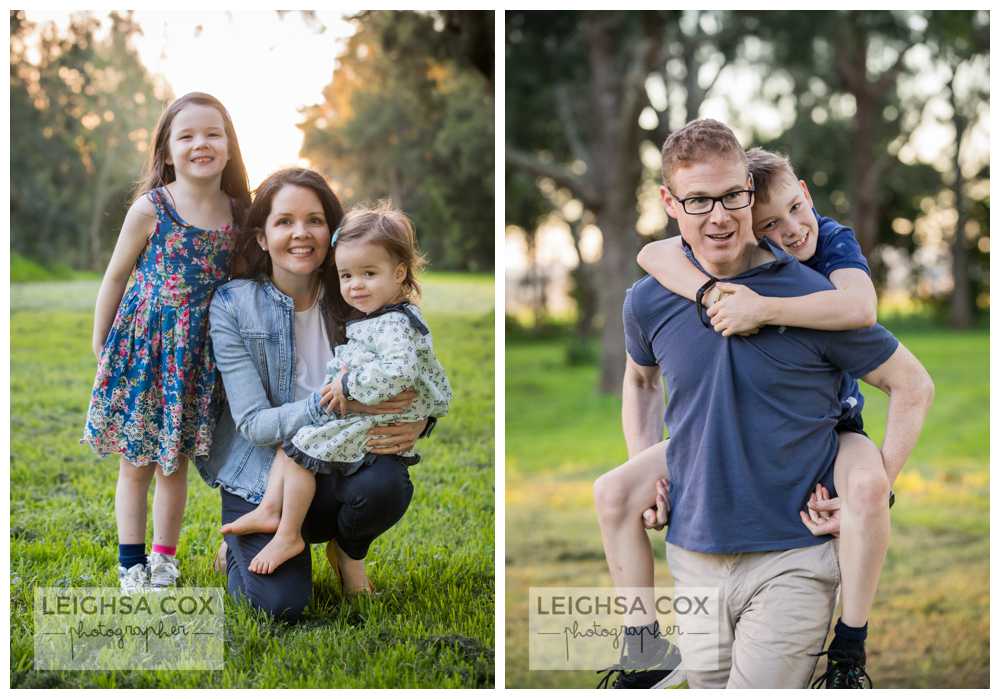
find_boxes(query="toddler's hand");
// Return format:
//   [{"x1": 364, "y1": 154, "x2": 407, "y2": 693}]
[{"x1": 319, "y1": 369, "x2": 350, "y2": 416}]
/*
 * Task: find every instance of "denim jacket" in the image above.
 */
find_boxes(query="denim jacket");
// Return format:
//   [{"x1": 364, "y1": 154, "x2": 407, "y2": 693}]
[{"x1": 195, "y1": 278, "x2": 337, "y2": 503}]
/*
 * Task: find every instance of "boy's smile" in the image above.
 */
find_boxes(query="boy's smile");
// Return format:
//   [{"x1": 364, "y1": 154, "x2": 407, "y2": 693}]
[{"x1": 751, "y1": 175, "x2": 819, "y2": 261}]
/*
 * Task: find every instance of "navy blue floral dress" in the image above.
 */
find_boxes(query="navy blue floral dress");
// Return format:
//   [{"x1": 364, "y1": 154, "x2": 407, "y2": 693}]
[{"x1": 83, "y1": 187, "x2": 235, "y2": 474}]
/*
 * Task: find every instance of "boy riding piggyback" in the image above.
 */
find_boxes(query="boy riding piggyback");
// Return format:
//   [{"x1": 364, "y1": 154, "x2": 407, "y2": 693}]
[{"x1": 637, "y1": 148, "x2": 890, "y2": 687}]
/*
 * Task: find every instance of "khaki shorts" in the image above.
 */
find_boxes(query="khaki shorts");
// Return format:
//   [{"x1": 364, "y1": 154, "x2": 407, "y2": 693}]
[{"x1": 666, "y1": 539, "x2": 840, "y2": 688}]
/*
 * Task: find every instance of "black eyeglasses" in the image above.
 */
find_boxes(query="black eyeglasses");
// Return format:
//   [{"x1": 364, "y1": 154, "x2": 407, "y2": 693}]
[{"x1": 670, "y1": 177, "x2": 755, "y2": 215}]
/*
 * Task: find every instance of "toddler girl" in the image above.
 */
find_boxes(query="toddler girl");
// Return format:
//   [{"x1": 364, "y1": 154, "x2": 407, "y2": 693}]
[
  {"x1": 221, "y1": 203, "x2": 451, "y2": 575},
  {"x1": 83, "y1": 92, "x2": 250, "y2": 592}
]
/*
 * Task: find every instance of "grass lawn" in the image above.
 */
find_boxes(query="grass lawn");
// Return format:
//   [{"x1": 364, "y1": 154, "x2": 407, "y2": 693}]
[
  {"x1": 10, "y1": 273, "x2": 495, "y2": 688},
  {"x1": 505, "y1": 324, "x2": 988, "y2": 689}
]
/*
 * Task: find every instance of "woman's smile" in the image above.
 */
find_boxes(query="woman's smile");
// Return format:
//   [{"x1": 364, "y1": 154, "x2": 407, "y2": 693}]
[{"x1": 258, "y1": 184, "x2": 331, "y2": 289}]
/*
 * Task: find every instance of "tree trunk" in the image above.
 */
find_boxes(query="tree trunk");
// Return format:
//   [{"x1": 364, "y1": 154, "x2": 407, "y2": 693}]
[
  {"x1": 595, "y1": 210, "x2": 637, "y2": 395},
  {"x1": 834, "y1": 12, "x2": 910, "y2": 283},
  {"x1": 948, "y1": 84, "x2": 972, "y2": 329},
  {"x1": 585, "y1": 12, "x2": 651, "y2": 394},
  {"x1": 595, "y1": 161, "x2": 643, "y2": 394},
  {"x1": 567, "y1": 219, "x2": 599, "y2": 338},
  {"x1": 949, "y1": 194, "x2": 971, "y2": 328},
  {"x1": 843, "y1": 34, "x2": 880, "y2": 272},
  {"x1": 389, "y1": 163, "x2": 404, "y2": 209},
  {"x1": 87, "y1": 142, "x2": 115, "y2": 270}
]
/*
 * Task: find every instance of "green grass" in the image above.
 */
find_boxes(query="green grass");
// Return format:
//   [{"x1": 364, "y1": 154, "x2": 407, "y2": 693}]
[
  {"x1": 505, "y1": 324, "x2": 988, "y2": 689},
  {"x1": 11, "y1": 253, "x2": 100, "y2": 283},
  {"x1": 10, "y1": 276, "x2": 495, "y2": 689}
]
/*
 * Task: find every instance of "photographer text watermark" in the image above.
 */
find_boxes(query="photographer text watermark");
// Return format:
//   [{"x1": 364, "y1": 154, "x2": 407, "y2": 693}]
[
  {"x1": 529, "y1": 586, "x2": 720, "y2": 671},
  {"x1": 34, "y1": 588, "x2": 224, "y2": 670}
]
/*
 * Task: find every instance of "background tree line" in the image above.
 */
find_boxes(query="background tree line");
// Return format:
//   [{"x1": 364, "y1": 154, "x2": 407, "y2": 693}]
[
  {"x1": 10, "y1": 11, "x2": 167, "y2": 272},
  {"x1": 300, "y1": 10, "x2": 493, "y2": 272},
  {"x1": 10, "y1": 10, "x2": 494, "y2": 275},
  {"x1": 505, "y1": 10, "x2": 989, "y2": 393}
]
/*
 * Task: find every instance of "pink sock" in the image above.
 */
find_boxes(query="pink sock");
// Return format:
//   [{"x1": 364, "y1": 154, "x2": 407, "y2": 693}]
[{"x1": 152, "y1": 544, "x2": 177, "y2": 556}]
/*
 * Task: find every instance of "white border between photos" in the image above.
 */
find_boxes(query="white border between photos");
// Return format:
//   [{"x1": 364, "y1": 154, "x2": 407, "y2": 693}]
[{"x1": 493, "y1": 7, "x2": 506, "y2": 693}]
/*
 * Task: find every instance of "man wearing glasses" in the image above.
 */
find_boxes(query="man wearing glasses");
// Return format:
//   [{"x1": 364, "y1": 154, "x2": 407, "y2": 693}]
[{"x1": 616, "y1": 118, "x2": 933, "y2": 687}]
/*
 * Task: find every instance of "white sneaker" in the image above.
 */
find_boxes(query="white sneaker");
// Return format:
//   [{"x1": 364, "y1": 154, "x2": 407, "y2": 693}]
[
  {"x1": 148, "y1": 552, "x2": 180, "y2": 589},
  {"x1": 118, "y1": 562, "x2": 149, "y2": 593}
]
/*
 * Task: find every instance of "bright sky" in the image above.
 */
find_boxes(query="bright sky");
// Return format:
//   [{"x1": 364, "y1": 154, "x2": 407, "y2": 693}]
[{"x1": 25, "y1": 10, "x2": 357, "y2": 189}]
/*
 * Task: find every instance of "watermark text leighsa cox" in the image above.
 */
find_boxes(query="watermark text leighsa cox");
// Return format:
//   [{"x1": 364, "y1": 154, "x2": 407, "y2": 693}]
[
  {"x1": 535, "y1": 592, "x2": 710, "y2": 617},
  {"x1": 34, "y1": 588, "x2": 224, "y2": 671},
  {"x1": 529, "y1": 586, "x2": 720, "y2": 671}
]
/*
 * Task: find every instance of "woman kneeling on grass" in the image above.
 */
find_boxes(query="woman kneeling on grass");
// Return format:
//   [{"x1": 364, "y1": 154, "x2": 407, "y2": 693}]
[{"x1": 196, "y1": 168, "x2": 435, "y2": 621}]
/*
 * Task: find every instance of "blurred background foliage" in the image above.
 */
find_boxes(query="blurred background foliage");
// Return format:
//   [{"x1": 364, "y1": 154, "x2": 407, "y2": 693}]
[
  {"x1": 505, "y1": 10, "x2": 989, "y2": 393},
  {"x1": 10, "y1": 11, "x2": 167, "y2": 272},
  {"x1": 300, "y1": 11, "x2": 493, "y2": 272},
  {"x1": 10, "y1": 10, "x2": 494, "y2": 276}
]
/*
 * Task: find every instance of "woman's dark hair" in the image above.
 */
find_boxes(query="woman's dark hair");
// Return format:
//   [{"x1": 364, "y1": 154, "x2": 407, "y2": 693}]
[
  {"x1": 134, "y1": 92, "x2": 251, "y2": 226},
  {"x1": 231, "y1": 168, "x2": 348, "y2": 341}
]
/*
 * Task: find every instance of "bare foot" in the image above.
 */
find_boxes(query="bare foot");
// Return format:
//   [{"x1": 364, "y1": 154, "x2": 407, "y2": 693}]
[
  {"x1": 220, "y1": 504, "x2": 280, "y2": 536},
  {"x1": 249, "y1": 533, "x2": 305, "y2": 575},
  {"x1": 326, "y1": 539, "x2": 374, "y2": 595},
  {"x1": 213, "y1": 539, "x2": 228, "y2": 573}
]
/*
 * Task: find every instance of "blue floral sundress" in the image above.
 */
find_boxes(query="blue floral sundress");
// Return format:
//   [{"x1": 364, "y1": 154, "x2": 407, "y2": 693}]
[{"x1": 83, "y1": 187, "x2": 235, "y2": 474}]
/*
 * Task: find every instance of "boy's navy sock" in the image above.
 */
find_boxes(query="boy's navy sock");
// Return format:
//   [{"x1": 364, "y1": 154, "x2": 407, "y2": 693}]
[
  {"x1": 830, "y1": 618, "x2": 868, "y2": 654},
  {"x1": 118, "y1": 543, "x2": 147, "y2": 570}
]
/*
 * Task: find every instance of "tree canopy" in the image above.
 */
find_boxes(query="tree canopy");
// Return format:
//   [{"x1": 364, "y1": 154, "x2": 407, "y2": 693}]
[
  {"x1": 11, "y1": 10, "x2": 167, "y2": 269},
  {"x1": 506, "y1": 10, "x2": 990, "y2": 393},
  {"x1": 299, "y1": 11, "x2": 494, "y2": 272}
]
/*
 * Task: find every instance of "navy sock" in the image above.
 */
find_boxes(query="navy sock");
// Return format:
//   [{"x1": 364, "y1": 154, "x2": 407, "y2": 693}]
[
  {"x1": 118, "y1": 543, "x2": 147, "y2": 570},
  {"x1": 831, "y1": 618, "x2": 868, "y2": 653}
]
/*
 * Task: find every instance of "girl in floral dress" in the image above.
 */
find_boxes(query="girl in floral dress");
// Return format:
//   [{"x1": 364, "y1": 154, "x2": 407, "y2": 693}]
[{"x1": 83, "y1": 92, "x2": 251, "y2": 592}]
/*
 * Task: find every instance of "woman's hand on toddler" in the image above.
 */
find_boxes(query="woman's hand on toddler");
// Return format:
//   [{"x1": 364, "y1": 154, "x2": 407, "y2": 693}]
[
  {"x1": 320, "y1": 385, "x2": 417, "y2": 417},
  {"x1": 351, "y1": 388, "x2": 417, "y2": 415},
  {"x1": 367, "y1": 419, "x2": 426, "y2": 454}
]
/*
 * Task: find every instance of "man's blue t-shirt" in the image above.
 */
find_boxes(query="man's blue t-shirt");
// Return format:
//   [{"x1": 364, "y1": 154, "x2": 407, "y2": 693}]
[
  {"x1": 623, "y1": 239, "x2": 898, "y2": 554},
  {"x1": 806, "y1": 211, "x2": 871, "y2": 422}
]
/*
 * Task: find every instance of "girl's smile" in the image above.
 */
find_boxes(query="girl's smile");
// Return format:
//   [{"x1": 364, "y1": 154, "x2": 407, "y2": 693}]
[{"x1": 166, "y1": 104, "x2": 230, "y2": 181}]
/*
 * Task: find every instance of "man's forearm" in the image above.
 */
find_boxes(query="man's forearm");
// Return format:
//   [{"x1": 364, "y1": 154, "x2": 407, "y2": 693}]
[
  {"x1": 861, "y1": 343, "x2": 935, "y2": 485},
  {"x1": 622, "y1": 371, "x2": 665, "y2": 458},
  {"x1": 880, "y1": 379, "x2": 934, "y2": 484}
]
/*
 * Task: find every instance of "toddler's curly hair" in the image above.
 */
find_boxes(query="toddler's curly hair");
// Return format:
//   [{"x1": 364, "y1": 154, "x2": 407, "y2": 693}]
[{"x1": 336, "y1": 201, "x2": 427, "y2": 301}]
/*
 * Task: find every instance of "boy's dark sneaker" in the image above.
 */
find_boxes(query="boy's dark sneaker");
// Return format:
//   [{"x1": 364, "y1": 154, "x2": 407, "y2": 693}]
[
  {"x1": 810, "y1": 646, "x2": 873, "y2": 688},
  {"x1": 596, "y1": 667, "x2": 674, "y2": 689},
  {"x1": 595, "y1": 639, "x2": 683, "y2": 689}
]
